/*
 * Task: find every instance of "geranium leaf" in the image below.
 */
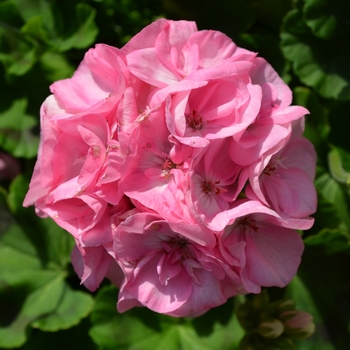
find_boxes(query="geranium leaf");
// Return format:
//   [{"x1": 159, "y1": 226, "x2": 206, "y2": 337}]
[
  {"x1": 281, "y1": 9, "x2": 350, "y2": 100},
  {"x1": 0, "y1": 1, "x2": 38, "y2": 76},
  {"x1": 0, "y1": 176, "x2": 91, "y2": 348},
  {"x1": 40, "y1": 2, "x2": 98, "y2": 52},
  {"x1": 9, "y1": 0, "x2": 41, "y2": 22},
  {"x1": 315, "y1": 171, "x2": 350, "y2": 228},
  {"x1": 303, "y1": 0, "x2": 350, "y2": 40},
  {"x1": 89, "y1": 285, "x2": 242, "y2": 350},
  {"x1": 0, "y1": 223, "x2": 66, "y2": 348},
  {"x1": 32, "y1": 286, "x2": 94, "y2": 332},
  {"x1": 0, "y1": 99, "x2": 39, "y2": 158},
  {"x1": 328, "y1": 146, "x2": 350, "y2": 185},
  {"x1": 304, "y1": 228, "x2": 350, "y2": 254},
  {"x1": 39, "y1": 52, "x2": 74, "y2": 82}
]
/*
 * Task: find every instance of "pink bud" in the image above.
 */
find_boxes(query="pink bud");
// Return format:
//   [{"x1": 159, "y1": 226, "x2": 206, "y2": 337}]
[
  {"x1": 0, "y1": 151, "x2": 20, "y2": 180},
  {"x1": 281, "y1": 310, "x2": 316, "y2": 339}
]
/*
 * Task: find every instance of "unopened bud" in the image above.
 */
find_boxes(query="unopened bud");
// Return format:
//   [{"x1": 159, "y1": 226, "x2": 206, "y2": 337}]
[
  {"x1": 277, "y1": 299, "x2": 295, "y2": 313},
  {"x1": 255, "y1": 318, "x2": 284, "y2": 339},
  {"x1": 281, "y1": 310, "x2": 316, "y2": 339},
  {"x1": 0, "y1": 151, "x2": 20, "y2": 181}
]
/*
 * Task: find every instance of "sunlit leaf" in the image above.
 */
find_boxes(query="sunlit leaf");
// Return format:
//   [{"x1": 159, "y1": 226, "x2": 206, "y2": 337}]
[
  {"x1": 0, "y1": 176, "x2": 92, "y2": 348},
  {"x1": 40, "y1": 2, "x2": 98, "y2": 52},
  {"x1": 9, "y1": 0, "x2": 41, "y2": 22},
  {"x1": 32, "y1": 286, "x2": 94, "y2": 332},
  {"x1": 281, "y1": 9, "x2": 350, "y2": 100},
  {"x1": 0, "y1": 1, "x2": 38, "y2": 76},
  {"x1": 89, "y1": 285, "x2": 242, "y2": 350},
  {"x1": 39, "y1": 51, "x2": 74, "y2": 82},
  {"x1": 304, "y1": 228, "x2": 350, "y2": 254},
  {"x1": 303, "y1": 0, "x2": 350, "y2": 40},
  {"x1": 0, "y1": 98, "x2": 39, "y2": 158},
  {"x1": 315, "y1": 171, "x2": 350, "y2": 228},
  {"x1": 328, "y1": 146, "x2": 350, "y2": 185}
]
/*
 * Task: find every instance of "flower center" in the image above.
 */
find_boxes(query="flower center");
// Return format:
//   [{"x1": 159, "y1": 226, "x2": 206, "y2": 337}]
[
  {"x1": 161, "y1": 158, "x2": 176, "y2": 177},
  {"x1": 202, "y1": 180, "x2": 226, "y2": 195},
  {"x1": 168, "y1": 237, "x2": 188, "y2": 250},
  {"x1": 161, "y1": 236, "x2": 193, "y2": 264},
  {"x1": 263, "y1": 161, "x2": 276, "y2": 176},
  {"x1": 159, "y1": 236, "x2": 193, "y2": 285},
  {"x1": 238, "y1": 216, "x2": 259, "y2": 233},
  {"x1": 186, "y1": 110, "x2": 203, "y2": 130}
]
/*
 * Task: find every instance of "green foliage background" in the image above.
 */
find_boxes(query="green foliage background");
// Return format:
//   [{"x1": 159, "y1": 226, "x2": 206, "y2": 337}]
[{"x1": 1, "y1": 0, "x2": 350, "y2": 349}]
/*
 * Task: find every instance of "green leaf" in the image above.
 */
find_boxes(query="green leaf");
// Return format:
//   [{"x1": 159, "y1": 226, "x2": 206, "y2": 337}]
[
  {"x1": 39, "y1": 51, "x2": 74, "y2": 81},
  {"x1": 5, "y1": 1, "x2": 98, "y2": 53},
  {"x1": 20, "y1": 14, "x2": 50, "y2": 44},
  {"x1": 281, "y1": 9, "x2": 350, "y2": 100},
  {"x1": 89, "y1": 285, "x2": 243, "y2": 350},
  {"x1": 56, "y1": 3, "x2": 98, "y2": 51},
  {"x1": 315, "y1": 171, "x2": 350, "y2": 228},
  {"x1": 40, "y1": 2, "x2": 99, "y2": 52},
  {"x1": 0, "y1": 223, "x2": 65, "y2": 348},
  {"x1": 0, "y1": 98, "x2": 39, "y2": 158},
  {"x1": 0, "y1": 273, "x2": 66, "y2": 348},
  {"x1": 0, "y1": 176, "x2": 92, "y2": 348},
  {"x1": 32, "y1": 286, "x2": 94, "y2": 332},
  {"x1": 328, "y1": 146, "x2": 350, "y2": 185},
  {"x1": 303, "y1": 0, "x2": 350, "y2": 40},
  {"x1": 0, "y1": 1, "x2": 38, "y2": 76},
  {"x1": 304, "y1": 228, "x2": 350, "y2": 254},
  {"x1": 286, "y1": 276, "x2": 336, "y2": 350},
  {"x1": 9, "y1": 0, "x2": 41, "y2": 22},
  {"x1": 306, "y1": 167, "x2": 350, "y2": 252}
]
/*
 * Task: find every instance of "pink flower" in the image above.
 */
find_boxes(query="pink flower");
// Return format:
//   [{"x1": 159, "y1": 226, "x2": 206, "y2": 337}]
[
  {"x1": 71, "y1": 242, "x2": 123, "y2": 292},
  {"x1": 50, "y1": 44, "x2": 129, "y2": 114},
  {"x1": 114, "y1": 212, "x2": 244, "y2": 317},
  {"x1": 23, "y1": 107, "x2": 124, "y2": 243},
  {"x1": 121, "y1": 103, "x2": 198, "y2": 220},
  {"x1": 23, "y1": 44, "x2": 132, "y2": 243},
  {"x1": 165, "y1": 77, "x2": 261, "y2": 146},
  {"x1": 123, "y1": 19, "x2": 255, "y2": 88},
  {"x1": 245, "y1": 135, "x2": 317, "y2": 219},
  {"x1": 187, "y1": 138, "x2": 245, "y2": 230},
  {"x1": 229, "y1": 58, "x2": 309, "y2": 167},
  {"x1": 23, "y1": 18, "x2": 316, "y2": 318},
  {"x1": 219, "y1": 201, "x2": 305, "y2": 293}
]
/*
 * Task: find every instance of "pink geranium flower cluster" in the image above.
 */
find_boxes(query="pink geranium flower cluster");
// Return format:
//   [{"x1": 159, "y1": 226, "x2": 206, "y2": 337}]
[{"x1": 24, "y1": 19, "x2": 317, "y2": 317}]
